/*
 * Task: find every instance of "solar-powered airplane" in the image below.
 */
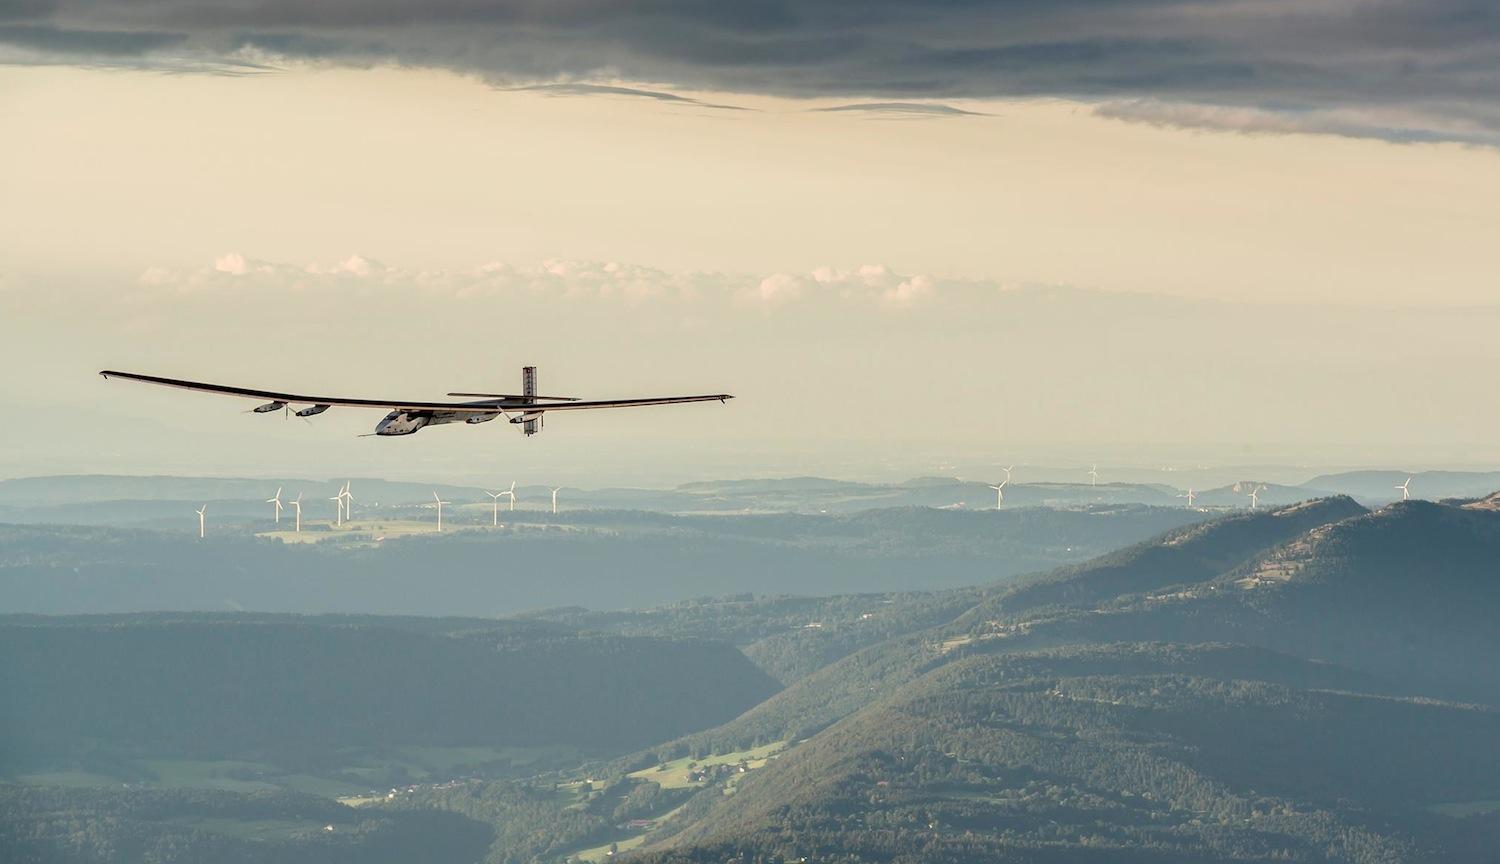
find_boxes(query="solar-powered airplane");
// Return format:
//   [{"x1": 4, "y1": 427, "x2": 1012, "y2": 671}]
[{"x1": 99, "y1": 367, "x2": 731, "y2": 437}]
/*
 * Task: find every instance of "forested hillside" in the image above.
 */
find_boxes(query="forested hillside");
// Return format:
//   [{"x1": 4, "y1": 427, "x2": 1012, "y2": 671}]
[
  {"x1": 644, "y1": 645, "x2": 1500, "y2": 864},
  {"x1": 629, "y1": 498, "x2": 1372, "y2": 756},
  {"x1": 524, "y1": 589, "x2": 985, "y2": 685},
  {"x1": 612, "y1": 497, "x2": 1500, "y2": 863},
  {"x1": 0, "y1": 615, "x2": 780, "y2": 767},
  {"x1": 950, "y1": 499, "x2": 1500, "y2": 704}
]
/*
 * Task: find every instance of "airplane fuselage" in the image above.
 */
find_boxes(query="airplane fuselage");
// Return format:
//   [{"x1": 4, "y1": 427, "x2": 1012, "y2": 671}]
[{"x1": 375, "y1": 408, "x2": 496, "y2": 435}]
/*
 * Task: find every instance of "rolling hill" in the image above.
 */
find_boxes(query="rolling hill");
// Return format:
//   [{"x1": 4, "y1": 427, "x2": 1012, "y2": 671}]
[
  {"x1": 608, "y1": 495, "x2": 1500, "y2": 863},
  {"x1": 643, "y1": 644, "x2": 1500, "y2": 864}
]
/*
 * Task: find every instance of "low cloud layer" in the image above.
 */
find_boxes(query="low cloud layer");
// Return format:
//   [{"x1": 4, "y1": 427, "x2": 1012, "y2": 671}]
[
  {"x1": 814, "y1": 102, "x2": 985, "y2": 118},
  {"x1": 2, "y1": 0, "x2": 1498, "y2": 144},
  {"x1": 507, "y1": 82, "x2": 749, "y2": 111},
  {"x1": 138, "y1": 254, "x2": 950, "y2": 312}
]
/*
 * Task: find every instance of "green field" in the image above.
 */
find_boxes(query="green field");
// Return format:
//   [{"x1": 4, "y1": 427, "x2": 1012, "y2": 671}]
[
  {"x1": 259, "y1": 519, "x2": 450, "y2": 545},
  {"x1": 13, "y1": 770, "x2": 127, "y2": 789},
  {"x1": 628, "y1": 741, "x2": 789, "y2": 789},
  {"x1": 1427, "y1": 799, "x2": 1500, "y2": 817},
  {"x1": 258, "y1": 516, "x2": 590, "y2": 544},
  {"x1": 142, "y1": 759, "x2": 287, "y2": 793},
  {"x1": 557, "y1": 748, "x2": 793, "y2": 864},
  {"x1": 575, "y1": 832, "x2": 648, "y2": 862},
  {"x1": 161, "y1": 815, "x2": 332, "y2": 841}
]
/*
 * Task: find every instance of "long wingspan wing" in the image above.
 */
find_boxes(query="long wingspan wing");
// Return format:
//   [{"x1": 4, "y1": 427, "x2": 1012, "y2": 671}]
[
  {"x1": 100, "y1": 370, "x2": 500, "y2": 413},
  {"x1": 517, "y1": 394, "x2": 733, "y2": 411},
  {"x1": 446, "y1": 392, "x2": 581, "y2": 401},
  {"x1": 99, "y1": 370, "x2": 731, "y2": 413}
]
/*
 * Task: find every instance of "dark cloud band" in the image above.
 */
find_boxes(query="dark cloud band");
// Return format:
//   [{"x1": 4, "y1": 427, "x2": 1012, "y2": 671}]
[{"x1": 6, "y1": 0, "x2": 1498, "y2": 144}]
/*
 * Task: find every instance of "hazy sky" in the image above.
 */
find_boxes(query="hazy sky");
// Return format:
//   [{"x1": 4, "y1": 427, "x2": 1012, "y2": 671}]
[{"x1": 3, "y1": 3, "x2": 1498, "y2": 484}]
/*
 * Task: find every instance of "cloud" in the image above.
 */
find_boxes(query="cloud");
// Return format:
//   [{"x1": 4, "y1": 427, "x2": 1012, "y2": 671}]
[
  {"x1": 507, "y1": 83, "x2": 749, "y2": 111},
  {"x1": 882, "y1": 273, "x2": 936, "y2": 308},
  {"x1": 6, "y1": 1, "x2": 1500, "y2": 144},
  {"x1": 1095, "y1": 99, "x2": 1497, "y2": 147},
  {"x1": 305, "y1": 254, "x2": 381, "y2": 276},
  {"x1": 751, "y1": 272, "x2": 804, "y2": 305},
  {"x1": 0, "y1": 23, "x2": 185, "y2": 55},
  {"x1": 814, "y1": 101, "x2": 985, "y2": 117},
  {"x1": 212, "y1": 252, "x2": 248, "y2": 275},
  {"x1": 140, "y1": 254, "x2": 945, "y2": 311}
]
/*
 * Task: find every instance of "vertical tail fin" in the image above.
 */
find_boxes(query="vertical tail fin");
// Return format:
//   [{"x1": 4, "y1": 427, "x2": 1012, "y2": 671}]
[{"x1": 522, "y1": 366, "x2": 542, "y2": 436}]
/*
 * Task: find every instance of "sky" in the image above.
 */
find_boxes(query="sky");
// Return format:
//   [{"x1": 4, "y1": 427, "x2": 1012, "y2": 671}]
[{"x1": 2, "y1": 2, "x2": 1498, "y2": 485}]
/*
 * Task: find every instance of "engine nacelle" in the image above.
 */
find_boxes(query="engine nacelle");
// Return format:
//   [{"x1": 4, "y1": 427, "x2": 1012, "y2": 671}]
[
  {"x1": 510, "y1": 411, "x2": 545, "y2": 435},
  {"x1": 296, "y1": 404, "x2": 331, "y2": 417},
  {"x1": 253, "y1": 401, "x2": 287, "y2": 413},
  {"x1": 375, "y1": 411, "x2": 431, "y2": 436},
  {"x1": 465, "y1": 413, "x2": 498, "y2": 424}
]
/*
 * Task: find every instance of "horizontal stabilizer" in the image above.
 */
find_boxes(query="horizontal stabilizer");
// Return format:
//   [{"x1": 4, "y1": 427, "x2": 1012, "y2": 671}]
[{"x1": 447, "y1": 392, "x2": 580, "y2": 401}]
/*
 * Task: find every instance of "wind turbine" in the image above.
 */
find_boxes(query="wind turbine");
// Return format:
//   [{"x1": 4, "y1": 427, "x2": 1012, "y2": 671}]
[
  {"x1": 1396, "y1": 477, "x2": 1412, "y2": 501},
  {"x1": 550, "y1": 487, "x2": 562, "y2": 514},
  {"x1": 1002, "y1": 465, "x2": 1015, "y2": 483},
  {"x1": 329, "y1": 489, "x2": 344, "y2": 527},
  {"x1": 195, "y1": 505, "x2": 206, "y2": 540},
  {"x1": 291, "y1": 493, "x2": 303, "y2": 532},
  {"x1": 987, "y1": 479, "x2": 1007, "y2": 509},
  {"x1": 433, "y1": 491, "x2": 449, "y2": 532},
  {"x1": 501, "y1": 481, "x2": 517, "y2": 512},
  {"x1": 1247, "y1": 484, "x2": 1266, "y2": 509},
  {"x1": 265, "y1": 487, "x2": 284, "y2": 526},
  {"x1": 340, "y1": 482, "x2": 354, "y2": 522},
  {"x1": 485, "y1": 490, "x2": 505, "y2": 526},
  {"x1": 1179, "y1": 488, "x2": 1197, "y2": 508},
  {"x1": 1088, "y1": 465, "x2": 1099, "y2": 486}
]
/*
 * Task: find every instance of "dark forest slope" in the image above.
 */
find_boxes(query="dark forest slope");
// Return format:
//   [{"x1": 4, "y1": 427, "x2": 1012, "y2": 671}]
[
  {"x1": 646, "y1": 645, "x2": 1500, "y2": 864},
  {"x1": 0, "y1": 614, "x2": 780, "y2": 766},
  {"x1": 626, "y1": 498, "x2": 1500, "y2": 863}
]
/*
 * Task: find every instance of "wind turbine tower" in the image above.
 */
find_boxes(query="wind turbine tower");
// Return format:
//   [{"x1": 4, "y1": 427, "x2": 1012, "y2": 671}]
[
  {"x1": 486, "y1": 490, "x2": 505, "y2": 526},
  {"x1": 329, "y1": 490, "x2": 344, "y2": 527},
  {"x1": 987, "y1": 479, "x2": 1007, "y2": 509},
  {"x1": 195, "y1": 505, "x2": 206, "y2": 540},
  {"x1": 266, "y1": 487, "x2": 284, "y2": 526},
  {"x1": 433, "y1": 491, "x2": 450, "y2": 532},
  {"x1": 551, "y1": 487, "x2": 562, "y2": 514},
  {"x1": 291, "y1": 493, "x2": 303, "y2": 532}
]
